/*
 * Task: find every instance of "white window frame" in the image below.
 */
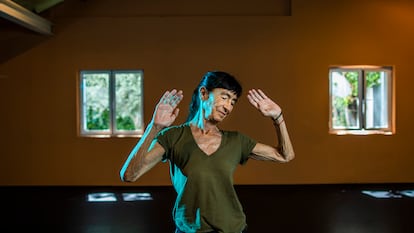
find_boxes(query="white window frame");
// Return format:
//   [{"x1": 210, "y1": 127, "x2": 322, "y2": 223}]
[
  {"x1": 329, "y1": 65, "x2": 395, "y2": 135},
  {"x1": 78, "y1": 70, "x2": 144, "y2": 138}
]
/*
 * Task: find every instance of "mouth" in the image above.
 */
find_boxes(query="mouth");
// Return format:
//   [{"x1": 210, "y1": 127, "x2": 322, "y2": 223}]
[{"x1": 218, "y1": 111, "x2": 226, "y2": 117}]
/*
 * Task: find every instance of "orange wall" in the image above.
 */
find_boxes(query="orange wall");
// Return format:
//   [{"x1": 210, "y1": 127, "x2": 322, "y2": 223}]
[{"x1": 1, "y1": 0, "x2": 414, "y2": 186}]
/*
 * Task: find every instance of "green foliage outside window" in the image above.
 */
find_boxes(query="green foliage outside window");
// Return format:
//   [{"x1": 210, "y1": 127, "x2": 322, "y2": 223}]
[
  {"x1": 87, "y1": 107, "x2": 110, "y2": 130},
  {"x1": 115, "y1": 73, "x2": 141, "y2": 131},
  {"x1": 116, "y1": 116, "x2": 136, "y2": 130}
]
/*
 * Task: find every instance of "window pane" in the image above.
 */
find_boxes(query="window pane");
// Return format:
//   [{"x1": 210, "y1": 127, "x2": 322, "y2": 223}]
[
  {"x1": 365, "y1": 71, "x2": 389, "y2": 129},
  {"x1": 114, "y1": 72, "x2": 143, "y2": 133},
  {"x1": 82, "y1": 73, "x2": 110, "y2": 131},
  {"x1": 331, "y1": 70, "x2": 360, "y2": 129}
]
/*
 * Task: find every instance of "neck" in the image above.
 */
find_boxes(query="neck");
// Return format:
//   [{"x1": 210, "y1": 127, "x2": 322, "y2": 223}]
[
  {"x1": 192, "y1": 126, "x2": 219, "y2": 135},
  {"x1": 189, "y1": 118, "x2": 219, "y2": 135}
]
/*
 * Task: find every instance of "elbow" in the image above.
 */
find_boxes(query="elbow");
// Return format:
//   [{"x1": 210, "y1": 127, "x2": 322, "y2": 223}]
[
  {"x1": 122, "y1": 177, "x2": 135, "y2": 183},
  {"x1": 280, "y1": 152, "x2": 295, "y2": 163},
  {"x1": 275, "y1": 146, "x2": 295, "y2": 163},
  {"x1": 120, "y1": 170, "x2": 138, "y2": 183},
  {"x1": 285, "y1": 152, "x2": 295, "y2": 162},
  {"x1": 121, "y1": 174, "x2": 138, "y2": 183},
  {"x1": 120, "y1": 173, "x2": 128, "y2": 182}
]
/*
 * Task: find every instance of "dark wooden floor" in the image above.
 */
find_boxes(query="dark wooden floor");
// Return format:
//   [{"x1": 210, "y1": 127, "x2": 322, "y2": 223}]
[{"x1": 1, "y1": 184, "x2": 413, "y2": 233}]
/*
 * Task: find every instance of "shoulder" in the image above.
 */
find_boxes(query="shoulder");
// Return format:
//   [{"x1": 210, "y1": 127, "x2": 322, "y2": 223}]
[
  {"x1": 159, "y1": 123, "x2": 189, "y2": 135},
  {"x1": 157, "y1": 123, "x2": 190, "y2": 142},
  {"x1": 222, "y1": 129, "x2": 249, "y2": 138},
  {"x1": 222, "y1": 130, "x2": 256, "y2": 143}
]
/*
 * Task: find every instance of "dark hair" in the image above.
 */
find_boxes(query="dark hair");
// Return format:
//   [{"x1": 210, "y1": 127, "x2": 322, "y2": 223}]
[{"x1": 186, "y1": 71, "x2": 242, "y2": 122}]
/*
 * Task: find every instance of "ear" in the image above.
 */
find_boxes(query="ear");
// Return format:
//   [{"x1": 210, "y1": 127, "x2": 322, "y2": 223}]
[{"x1": 199, "y1": 86, "x2": 209, "y2": 100}]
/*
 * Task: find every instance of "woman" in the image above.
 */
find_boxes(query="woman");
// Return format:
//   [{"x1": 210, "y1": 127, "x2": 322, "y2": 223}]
[{"x1": 120, "y1": 71, "x2": 295, "y2": 233}]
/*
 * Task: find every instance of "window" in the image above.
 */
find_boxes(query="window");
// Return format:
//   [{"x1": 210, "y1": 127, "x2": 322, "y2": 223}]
[
  {"x1": 329, "y1": 66, "x2": 395, "y2": 135},
  {"x1": 79, "y1": 70, "x2": 144, "y2": 137}
]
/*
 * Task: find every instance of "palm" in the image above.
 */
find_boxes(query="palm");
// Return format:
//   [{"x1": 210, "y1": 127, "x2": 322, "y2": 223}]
[
  {"x1": 154, "y1": 103, "x2": 179, "y2": 126},
  {"x1": 153, "y1": 89, "x2": 183, "y2": 127}
]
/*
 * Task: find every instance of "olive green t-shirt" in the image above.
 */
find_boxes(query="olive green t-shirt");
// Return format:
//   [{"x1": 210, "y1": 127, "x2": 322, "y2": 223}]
[{"x1": 157, "y1": 124, "x2": 257, "y2": 233}]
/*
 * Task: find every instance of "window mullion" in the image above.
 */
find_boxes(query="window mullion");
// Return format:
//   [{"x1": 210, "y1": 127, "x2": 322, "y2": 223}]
[
  {"x1": 110, "y1": 72, "x2": 116, "y2": 135},
  {"x1": 360, "y1": 70, "x2": 366, "y2": 130}
]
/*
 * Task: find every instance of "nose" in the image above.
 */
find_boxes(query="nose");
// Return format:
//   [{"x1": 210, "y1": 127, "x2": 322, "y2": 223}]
[{"x1": 223, "y1": 101, "x2": 233, "y2": 113}]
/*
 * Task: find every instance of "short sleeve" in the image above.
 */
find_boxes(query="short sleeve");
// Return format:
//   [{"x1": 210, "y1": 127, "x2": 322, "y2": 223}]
[
  {"x1": 238, "y1": 132, "x2": 257, "y2": 165},
  {"x1": 156, "y1": 125, "x2": 187, "y2": 163},
  {"x1": 156, "y1": 127, "x2": 172, "y2": 162}
]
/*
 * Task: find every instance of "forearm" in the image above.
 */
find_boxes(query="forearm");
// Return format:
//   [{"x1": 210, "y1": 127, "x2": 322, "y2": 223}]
[
  {"x1": 272, "y1": 114, "x2": 295, "y2": 162},
  {"x1": 120, "y1": 121, "x2": 164, "y2": 182}
]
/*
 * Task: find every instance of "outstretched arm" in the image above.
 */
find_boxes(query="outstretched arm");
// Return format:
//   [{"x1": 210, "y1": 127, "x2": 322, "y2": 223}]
[
  {"x1": 120, "y1": 89, "x2": 184, "y2": 182},
  {"x1": 247, "y1": 89, "x2": 295, "y2": 163}
]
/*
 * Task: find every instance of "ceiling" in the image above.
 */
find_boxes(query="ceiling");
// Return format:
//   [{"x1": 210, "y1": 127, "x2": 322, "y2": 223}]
[
  {"x1": 12, "y1": 0, "x2": 63, "y2": 13},
  {"x1": 0, "y1": 0, "x2": 64, "y2": 35},
  {"x1": 0, "y1": 0, "x2": 64, "y2": 63}
]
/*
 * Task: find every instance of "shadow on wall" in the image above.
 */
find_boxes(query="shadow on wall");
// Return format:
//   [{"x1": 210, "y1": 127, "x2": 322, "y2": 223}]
[{"x1": 0, "y1": 18, "x2": 50, "y2": 64}]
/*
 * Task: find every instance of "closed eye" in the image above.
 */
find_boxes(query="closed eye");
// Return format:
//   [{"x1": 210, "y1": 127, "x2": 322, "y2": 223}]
[{"x1": 221, "y1": 95, "x2": 237, "y2": 106}]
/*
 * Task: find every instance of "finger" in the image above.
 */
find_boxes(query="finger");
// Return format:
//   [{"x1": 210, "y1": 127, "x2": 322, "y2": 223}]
[
  {"x1": 248, "y1": 90, "x2": 261, "y2": 102},
  {"x1": 160, "y1": 91, "x2": 170, "y2": 104},
  {"x1": 247, "y1": 95, "x2": 259, "y2": 108},
  {"x1": 257, "y1": 89, "x2": 268, "y2": 99},
  {"x1": 176, "y1": 90, "x2": 183, "y2": 97},
  {"x1": 161, "y1": 89, "x2": 177, "y2": 105},
  {"x1": 174, "y1": 90, "x2": 183, "y2": 100},
  {"x1": 170, "y1": 94, "x2": 182, "y2": 107},
  {"x1": 251, "y1": 89, "x2": 264, "y2": 101},
  {"x1": 165, "y1": 89, "x2": 176, "y2": 101},
  {"x1": 169, "y1": 89, "x2": 177, "y2": 96},
  {"x1": 172, "y1": 108, "x2": 180, "y2": 118}
]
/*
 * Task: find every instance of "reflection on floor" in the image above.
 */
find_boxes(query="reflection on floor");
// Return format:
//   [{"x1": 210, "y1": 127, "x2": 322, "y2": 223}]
[{"x1": 1, "y1": 184, "x2": 413, "y2": 233}]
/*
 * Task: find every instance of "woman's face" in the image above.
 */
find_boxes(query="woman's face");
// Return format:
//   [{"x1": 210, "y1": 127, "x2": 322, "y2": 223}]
[{"x1": 203, "y1": 88, "x2": 238, "y2": 122}]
